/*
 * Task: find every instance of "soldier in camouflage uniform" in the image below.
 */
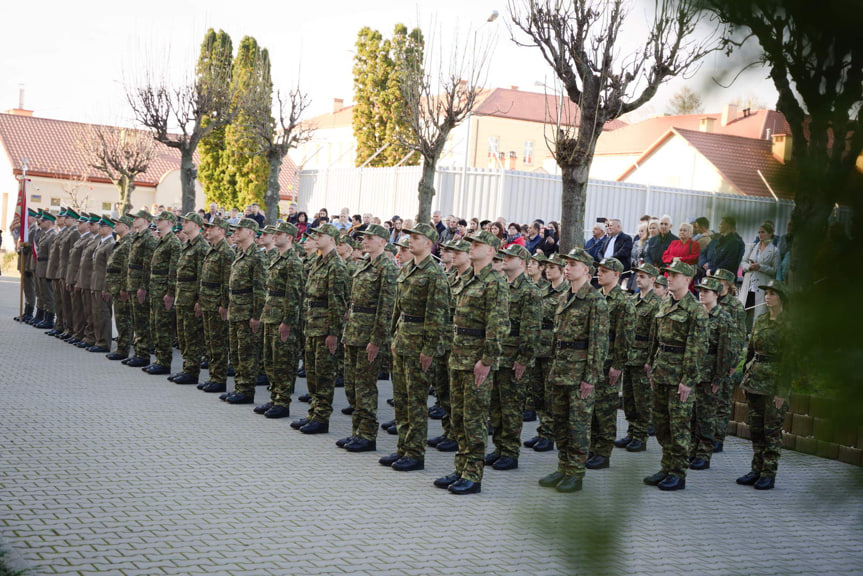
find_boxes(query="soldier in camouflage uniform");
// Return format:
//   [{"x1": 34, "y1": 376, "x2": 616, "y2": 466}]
[
  {"x1": 525, "y1": 254, "x2": 569, "y2": 452},
  {"x1": 255, "y1": 222, "x2": 304, "y2": 419},
  {"x1": 381, "y1": 223, "x2": 450, "y2": 471},
  {"x1": 586, "y1": 257, "x2": 634, "y2": 469},
  {"x1": 104, "y1": 216, "x2": 134, "y2": 360},
  {"x1": 689, "y1": 276, "x2": 736, "y2": 470},
  {"x1": 615, "y1": 263, "x2": 661, "y2": 453},
  {"x1": 537, "y1": 248, "x2": 608, "y2": 493},
  {"x1": 142, "y1": 212, "x2": 181, "y2": 375},
  {"x1": 125, "y1": 211, "x2": 157, "y2": 367},
  {"x1": 486, "y1": 244, "x2": 541, "y2": 471},
  {"x1": 166, "y1": 212, "x2": 209, "y2": 384},
  {"x1": 198, "y1": 217, "x2": 233, "y2": 393},
  {"x1": 290, "y1": 223, "x2": 347, "y2": 432},
  {"x1": 643, "y1": 259, "x2": 707, "y2": 491},
  {"x1": 709, "y1": 268, "x2": 747, "y2": 452},
  {"x1": 335, "y1": 234, "x2": 357, "y2": 401},
  {"x1": 222, "y1": 218, "x2": 265, "y2": 405},
  {"x1": 736, "y1": 279, "x2": 790, "y2": 490},
  {"x1": 336, "y1": 224, "x2": 397, "y2": 452},
  {"x1": 434, "y1": 230, "x2": 507, "y2": 495},
  {"x1": 526, "y1": 252, "x2": 549, "y2": 290}
]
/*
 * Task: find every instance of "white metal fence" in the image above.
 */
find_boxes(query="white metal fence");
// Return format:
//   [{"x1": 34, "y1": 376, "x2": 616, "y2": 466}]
[{"x1": 298, "y1": 165, "x2": 794, "y2": 242}]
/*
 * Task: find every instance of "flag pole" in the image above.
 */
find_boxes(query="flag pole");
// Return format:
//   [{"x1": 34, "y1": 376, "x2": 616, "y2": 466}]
[{"x1": 17, "y1": 158, "x2": 29, "y2": 322}]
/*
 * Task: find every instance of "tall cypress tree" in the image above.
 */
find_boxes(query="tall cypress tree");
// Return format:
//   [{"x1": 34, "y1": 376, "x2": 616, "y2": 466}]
[
  {"x1": 384, "y1": 24, "x2": 423, "y2": 166},
  {"x1": 352, "y1": 27, "x2": 386, "y2": 167},
  {"x1": 197, "y1": 29, "x2": 234, "y2": 208}
]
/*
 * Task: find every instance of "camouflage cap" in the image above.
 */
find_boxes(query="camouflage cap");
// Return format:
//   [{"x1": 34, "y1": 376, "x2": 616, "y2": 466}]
[
  {"x1": 233, "y1": 218, "x2": 260, "y2": 233},
  {"x1": 494, "y1": 249, "x2": 505, "y2": 261},
  {"x1": 274, "y1": 221, "x2": 298, "y2": 237},
  {"x1": 180, "y1": 212, "x2": 205, "y2": 227},
  {"x1": 633, "y1": 262, "x2": 660, "y2": 277},
  {"x1": 502, "y1": 244, "x2": 531, "y2": 262},
  {"x1": 758, "y1": 278, "x2": 787, "y2": 297},
  {"x1": 654, "y1": 275, "x2": 668, "y2": 287},
  {"x1": 694, "y1": 276, "x2": 722, "y2": 292},
  {"x1": 395, "y1": 236, "x2": 411, "y2": 249},
  {"x1": 546, "y1": 254, "x2": 566, "y2": 268},
  {"x1": 403, "y1": 222, "x2": 438, "y2": 243},
  {"x1": 155, "y1": 210, "x2": 177, "y2": 223},
  {"x1": 339, "y1": 235, "x2": 358, "y2": 249},
  {"x1": 131, "y1": 209, "x2": 152, "y2": 222},
  {"x1": 531, "y1": 252, "x2": 549, "y2": 264},
  {"x1": 308, "y1": 223, "x2": 339, "y2": 239},
  {"x1": 709, "y1": 268, "x2": 736, "y2": 283},
  {"x1": 442, "y1": 239, "x2": 470, "y2": 253},
  {"x1": 598, "y1": 257, "x2": 624, "y2": 273},
  {"x1": 356, "y1": 223, "x2": 389, "y2": 241},
  {"x1": 661, "y1": 258, "x2": 696, "y2": 277},
  {"x1": 560, "y1": 247, "x2": 593, "y2": 267},
  {"x1": 261, "y1": 225, "x2": 279, "y2": 235},
  {"x1": 117, "y1": 215, "x2": 134, "y2": 227},
  {"x1": 384, "y1": 243, "x2": 398, "y2": 255},
  {"x1": 466, "y1": 230, "x2": 501, "y2": 250}
]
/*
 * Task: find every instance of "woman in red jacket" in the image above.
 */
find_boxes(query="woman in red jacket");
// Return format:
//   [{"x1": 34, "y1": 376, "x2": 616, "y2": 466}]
[{"x1": 662, "y1": 222, "x2": 700, "y2": 265}]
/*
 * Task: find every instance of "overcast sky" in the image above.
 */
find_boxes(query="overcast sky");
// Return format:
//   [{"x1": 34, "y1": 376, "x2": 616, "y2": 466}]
[{"x1": 1, "y1": 0, "x2": 777, "y2": 127}]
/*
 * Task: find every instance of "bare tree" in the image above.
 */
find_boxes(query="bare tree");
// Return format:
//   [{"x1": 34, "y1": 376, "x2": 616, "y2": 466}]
[
  {"x1": 398, "y1": 28, "x2": 494, "y2": 223},
  {"x1": 59, "y1": 172, "x2": 92, "y2": 213},
  {"x1": 667, "y1": 86, "x2": 704, "y2": 114},
  {"x1": 127, "y1": 58, "x2": 234, "y2": 213},
  {"x1": 76, "y1": 125, "x2": 155, "y2": 214},
  {"x1": 509, "y1": 0, "x2": 725, "y2": 251}
]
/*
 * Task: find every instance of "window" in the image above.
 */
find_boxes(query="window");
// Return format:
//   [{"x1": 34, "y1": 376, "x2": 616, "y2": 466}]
[
  {"x1": 50, "y1": 197, "x2": 61, "y2": 207},
  {"x1": 488, "y1": 136, "x2": 499, "y2": 155},
  {"x1": 523, "y1": 140, "x2": 534, "y2": 165},
  {"x1": 102, "y1": 202, "x2": 112, "y2": 211}
]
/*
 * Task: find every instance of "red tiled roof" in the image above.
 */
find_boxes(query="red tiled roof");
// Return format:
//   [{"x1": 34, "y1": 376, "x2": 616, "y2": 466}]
[
  {"x1": 595, "y1": 109, "x2": 790, "y2": 155},
  {"x1": 472, "y1": 88, "x2": 627, "y2": 130},
  {"x1": 0, "y1": 113, "x2": 298, "y2": 195},
  {"x1": 619, "y1": 127, "x2": 794, "y2": 199}
]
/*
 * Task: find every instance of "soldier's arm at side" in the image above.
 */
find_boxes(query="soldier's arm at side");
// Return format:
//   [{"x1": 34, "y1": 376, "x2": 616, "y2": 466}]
[
  {"x1": 372, "y1": 260, "x2": 397, "y2": 348},
  {"x1": 421, "y1": 270, "x2": 451, "y2": 358},
  {"x1": 326, "y1": 260, "x2": 348, "y2": 337},
  {"x1": 681, "y1": 304, "x2": 708, "y2": 389},
  {"x1": 586, "y1": 296, "x2": 610, "y2": 387},
  {"x1": 515, "y1": 286, "x2": 541, "y2": 368},
  {"x1": 282, "y1": 258, "x2": 302, "y2": 328}
]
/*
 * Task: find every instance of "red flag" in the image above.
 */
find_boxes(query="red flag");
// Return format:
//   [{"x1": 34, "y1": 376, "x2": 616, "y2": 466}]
[{"x1": 15, "y1": 177, "x2": 28, "y2": 243}]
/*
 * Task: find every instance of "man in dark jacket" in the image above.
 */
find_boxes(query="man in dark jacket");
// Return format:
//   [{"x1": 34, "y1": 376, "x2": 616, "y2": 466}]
[
  {"x1": 701, "y1": 216, "x2": 745, "y2": 276},
  {"x1": 594, "y1": 218, "x2": 633, "y2": 271},
  {"x1": 643, "y1": 215, "x2": 678, "y2": 266}
]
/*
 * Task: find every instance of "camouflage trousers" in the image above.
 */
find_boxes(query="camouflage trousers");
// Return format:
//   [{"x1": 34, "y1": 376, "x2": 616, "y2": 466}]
[
  {"x1": 746, "y1": 391, "x2": 788, "y2": 478},
  {"x1": 149, "y1": 297, "x2": 175, "y2": 367},
  {"x1": 229, "y1": 320, "x2": 259, "y2": 396},
  {"x1": 130, "y1": 295, "x2": 151, "y2": 359},
  {"x1": 432, "y1": 351, "x2": 453, "y2": 440},
  {"x1": 550, "y1": 363, "x2": 593, "y2": 479},
  {"x1": 344, "y1": 344, "x2": 383, "y2": 441},
  {"x1": 391, "y1": 351, "x2": 432, "y2": 460},
  {"x1": 36, "y1": 275, "x2": 54, "y2": 314},
  {"x1": 622, "y1": 364, "x2": 653, "y2": 442},
  {"x1": 652, "y1": 385, "x2": 694, "y2": 478},
  {"x1": 92, "y1": 291, "x2": 112, "y2": 350},
  {"x1": 54, "y1": 279, "x2": 68, "y2": 332},
  {"x1": 112, "y1": 293, "x2": 132, "y2": 357},
  {"x1": 202, "y1": 310, "x2": 229, "y2": 384},
  {"x1": 176, "y1": 305, "x2": 204, "y2": 377},
  {"x1": 450, "y1": 368, "x2": 493, "y2": 483},
  {"x1": 590, "y1": 363, "x2": 619, "y2": 459},
  {"x1": 532, "y1": 357, "x2": 555, "y2": 440},
  {"x1": 304, "y1": 335, "x2": 338, "y2": 423},
  {"x1": 490, "y1": 366, "x2": 526, "y2": 459},
  {"x1": 263, "y1": 322, "x2": 299, "y2": 408},
  {"x1": 714, "y1": 380, "x2": 735, "y2": 443},
  {"x1": 691, "y1": 381, "x2": 720, "y2": 460}
]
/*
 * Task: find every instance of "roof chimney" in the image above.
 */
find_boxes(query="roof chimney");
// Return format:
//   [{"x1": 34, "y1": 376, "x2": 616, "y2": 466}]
[
  {"x1": 699, "y1": 116, "x2": 715, "y2": 133},
  {"x1": 771, "y1": 133, "x2": 792, "y2": 164},
  {"x1": 721, "y1": 103, "x2": 739, "y2": 126},
  {"x1": 3, "y1": 84, "x2": 33, "y2": 116},
  {"x1": 332, "y1": 98, "x2": 344, "y2": 114}
]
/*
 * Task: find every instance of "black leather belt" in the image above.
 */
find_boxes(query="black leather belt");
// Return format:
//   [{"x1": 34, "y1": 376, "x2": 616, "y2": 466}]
[
  {"x1": 201, "y1": 281, "x2": 221, "y2": 288},
  {"x1": 107, "y1": 268, "x2": 121, "y2": 274},
  {"x1": 401, "y1": 314, "x2": 425, "y2": 322},
  {"x1": 556, "y1": 340, "x2": 588, "y2": 350},
  {"x1": 541, "y1": 321, "x2": 554, "y2": 329},
  {"x1": 309, "y1": 300, "x2": 327, "y2": 308},
  {"x1": 177, "y1": 277, "x2": 196, "y2": 282},
  {"x1": 754, "y1": 352, "x2": 775, "y2": 363},
  {"x1": 231, "y1": 288, "x2": 252, "y2": 295},
  {"x1": 455, "y1": 326, "x2": 485, "y2": 337},
  {"x1": 128, "y1": 264, "x2": 143, "y2": 270},
  {"x1": 635, "y1": 334, "x2": 649, "y2": 342},
  {"x1": 352, "y1": 305, "x2": 377, "y2": 314},
  {"x1": 659, "y1": 343, "x2": 685, "y2": 354},
  {"x1": 151, "y1": 269, "x2": 168, "y2": 276},
  {"x1": 707, "y1": 345, "x2": 718, "y2": 355},
  {"x1": 268, "y1": 290, "x2": 286, "y2": 297},
  {"x1": 509, "y1": 328, "x2": 520, "y2": 337}
]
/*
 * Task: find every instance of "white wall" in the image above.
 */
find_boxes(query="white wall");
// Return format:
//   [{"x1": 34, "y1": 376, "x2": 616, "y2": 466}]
[
  {"x1": 154, "y1": 169, "x2": 205, "y2": 211},
  {"x1": 621, "y1": 136, "x2": 737, "y2": 194}
]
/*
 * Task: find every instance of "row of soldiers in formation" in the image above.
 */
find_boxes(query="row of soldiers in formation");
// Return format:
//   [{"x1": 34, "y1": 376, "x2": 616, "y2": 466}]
[{"x1": 14, "y1": 207, "x2": 790, "y2": 494}]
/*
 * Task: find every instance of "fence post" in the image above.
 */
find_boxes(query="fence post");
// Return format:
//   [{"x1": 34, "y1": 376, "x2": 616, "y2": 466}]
[{"x1": 644, "y1": 184, "x2": 651, "y2": 216}]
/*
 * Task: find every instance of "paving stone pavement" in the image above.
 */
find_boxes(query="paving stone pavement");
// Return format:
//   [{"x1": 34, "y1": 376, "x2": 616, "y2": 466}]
[{"x1": 1, "y1": 276, "x2": 862, "y2": 575}]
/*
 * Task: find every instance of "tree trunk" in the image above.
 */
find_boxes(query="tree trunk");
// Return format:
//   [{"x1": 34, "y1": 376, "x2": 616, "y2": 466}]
[
  {"x1": 264, "y1": 153, "x2": 283, "y2": 225},
  {"x1": 180, "y1": 148, "x2": 197, "y2": 214},
  {"x1": 558, "y1": 162, "x2": 591, "y2": 252},
  {"x1": 415, "y1": 154, "x2": 437, "y2": 224},
  {"x1": 117, "y1": 176, "x2": 133, "y2": 216}
]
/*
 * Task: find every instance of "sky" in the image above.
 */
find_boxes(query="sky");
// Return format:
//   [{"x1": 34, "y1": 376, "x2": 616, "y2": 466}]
[{"x1": 0, "y1": 0, "x2": 778, "y2": 128}]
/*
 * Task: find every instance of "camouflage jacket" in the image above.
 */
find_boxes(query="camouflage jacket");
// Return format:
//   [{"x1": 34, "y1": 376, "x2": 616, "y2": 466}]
[
  {"x1": 199, "y1": 239, "x2": 233, "y2": 312},
  {"x1": 532, "y1": 276, "x2": 550, "y2": 291},
  {"x1": 742, "y1": 311, "x2": 790, "y2": 397},
  {"x1": 626, "y1": 289, "x2": 660, "y2": 366},
  {"x1": 719, "y1": 292, "x2": 747, "y2": 363},
  {"x1": 148, "y1": 232, "x2": 181, "y2": 300},
  {"x1": 701, "y1": 304, "x2": 736, "y2": 385},
  {"x1": 536, "y1": 280, "x2": 569, "y2": 359},
  {"x1": 228, "y1": 243, "x2": 265, "y2": 322},
  {"x1": 450, "y1": 263, "x2": 508, "y2": 370},
  {"x1": 343, "y1": 252, "x2": 397, "y2": 348},
  {"x1": 647, "y1": 292, "x2": 708, "y2": 388},
  {"x1": 105, "y1": 234, "x2": 132, "y2": 296},
  {"x1": 64, "y1": 231, "x2": 90, "y2": 285},
  {"x1": 552, "y1": 281, "x2": 609, "y2": 387},
  {"x1": 603, "y1": 284, "x2": 635, "y2": 371},
  {"x1": 174, "y1": 234, "x2": 209, "y2": 307},
  {"x1": 501, "y1": 272, "x2": 541, "y2": 369},
  {"x1": 392, "y1": 255, "x2": 451, "y2": 358},
  {"x1": 261, "y1": 248, "x2": 304, "y2": 326},
  {"x1": 343, "y1": 258, "x2": 358, "y2": 296},
  {"x1": 304, "y1": 249, "x2": 348, "y2": 337},
  {"x1": 126, "y1": 230, "x2": 157, "y2": 292},
  {"x1": 56, "y1": 227, "x2": 81, "y2": 282}
]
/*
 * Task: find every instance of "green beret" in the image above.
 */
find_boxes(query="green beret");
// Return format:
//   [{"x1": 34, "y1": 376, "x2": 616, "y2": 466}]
[
  {"x1": 560, "y1": 247, "x2": 593, "y2": 267},
  {"x1": 233, "y1": 218, "x2": 260, "y2": 232},
  {"x1": 661, "y1": 258, "x2": 695, "y2": 278},
  {"x1": 308, "y1": 223, "x2": 339, "y2": 239},
  {"x1": 598, "y1": 257, "x2": 624, "y2": 273},
  {"x1": 633, "y1": 263, "x2": 660, "y2": 277},
  {"x1": 155, "y1": 210, "x2": 177, "y2": 224},
  {"x1": 403, "y1": 223, "x2": 438, "y2": 243},
  {"x1": 356, "y1": 224, "x2": 389, "y2": 241},
  {"x1": 466, "y1": 230, "x2": 501, "y2": 250},
  {"x1": 695, "y1": 276, "x2": 721, "y2": 292},
  {"x1": 181, "y1": 212, "x2": 205, "y2": 227},
  {"x1": 502, "y1": 244, "x2": 531, "y2": 262},
  {"x1": 709, "y1": 268, "x2": 736, "y2": 283}
]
